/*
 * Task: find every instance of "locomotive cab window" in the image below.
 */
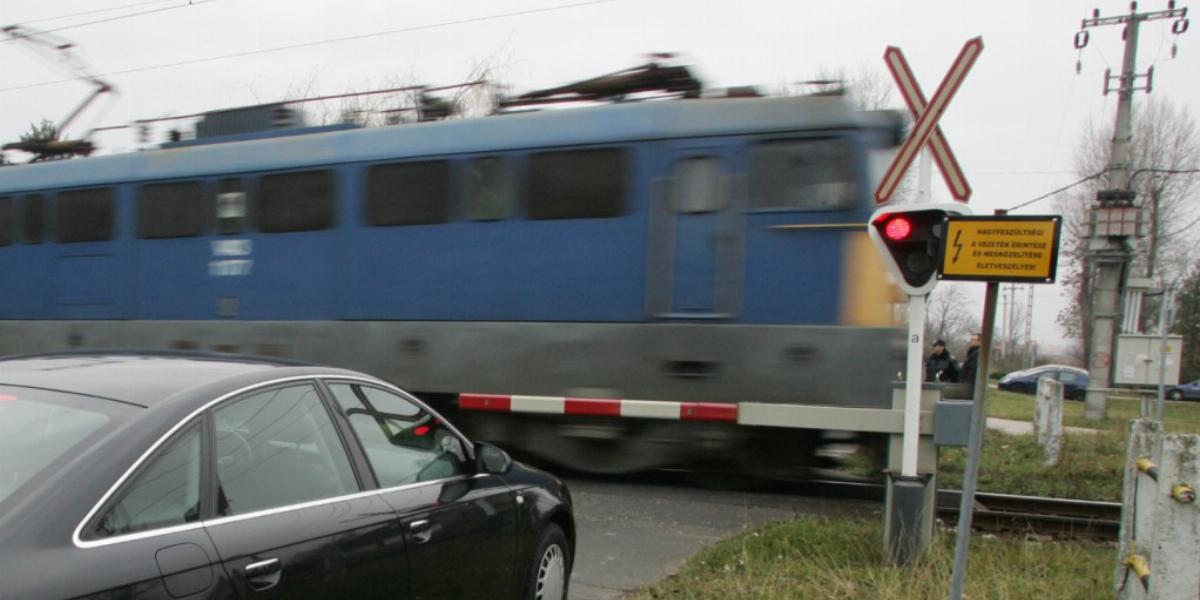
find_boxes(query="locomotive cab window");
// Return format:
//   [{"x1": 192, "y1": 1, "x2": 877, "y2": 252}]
[
  {"x1": 528, "y1": 148, "x2": 626, "y2": 219},
  {"x1": 23, "y1": 194, "x2": 46, "y2": 244},
  {"x1": 57, "y1": 188, "x2": 115, "y2": 243},
  {"x1": 138, "y1": 181, "x2": 206, "y2": 239},
  {"x1": 258, "y1": 170, "x2": 334, "y2": 233},
  {"x1": 751, "y1": 138, "x2": 856, "y2": 210},
  {"x1": 0, "y1": 197, "x2": 12, "y2": 246},
  {"x1": 366, "y1": 160, "x2": 450, "y2": 226}
]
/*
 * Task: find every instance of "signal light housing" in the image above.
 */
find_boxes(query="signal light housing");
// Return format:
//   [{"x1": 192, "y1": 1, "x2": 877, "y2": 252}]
[{"x1": 867, "y1": 204, "x2": 971, "y2": 295}]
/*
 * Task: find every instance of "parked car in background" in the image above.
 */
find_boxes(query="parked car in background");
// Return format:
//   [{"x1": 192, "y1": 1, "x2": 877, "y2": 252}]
[
  {"x1": 0, "y1": 352, "x2": 574, "y2": 600},
  {"x1": 997, "y1": 365, "x2": 1088, "y2": 400},
  {"x1": 1167, "y1": 378, "x2": 1200, "y2": 401}
]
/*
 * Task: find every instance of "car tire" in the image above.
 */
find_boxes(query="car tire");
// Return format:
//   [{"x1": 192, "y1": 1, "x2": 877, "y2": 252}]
[
  {"x1": 1168, "y1": 390, "x2": 1184, "y2": 402},
  {"x1": 525, "y1": 524, "x2": 570, "y2": 600}
]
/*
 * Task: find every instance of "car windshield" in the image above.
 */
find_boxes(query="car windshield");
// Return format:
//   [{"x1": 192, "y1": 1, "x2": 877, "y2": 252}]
[{"x1": 0, "y1": 386, "x2": 137, "y2": 506}]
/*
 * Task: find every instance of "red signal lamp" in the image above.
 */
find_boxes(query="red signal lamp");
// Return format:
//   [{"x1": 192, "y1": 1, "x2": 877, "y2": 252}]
[{"x1": 884, "y1": 216, "x2": 913, "y2": 241}]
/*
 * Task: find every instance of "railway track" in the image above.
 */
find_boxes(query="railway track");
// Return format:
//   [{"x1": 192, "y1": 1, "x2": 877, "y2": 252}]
[
  {"x1": 936, "y1": 489, "x2": 1121, "y2": 539},
  {"x1": 795, "y1": 477, "x2": 1121, "y2": 540}
]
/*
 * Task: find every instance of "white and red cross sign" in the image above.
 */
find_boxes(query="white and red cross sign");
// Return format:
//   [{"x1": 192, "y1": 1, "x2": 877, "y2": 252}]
[{"x1": 874, "y1": 37, "x2": 983, "y2": 204}]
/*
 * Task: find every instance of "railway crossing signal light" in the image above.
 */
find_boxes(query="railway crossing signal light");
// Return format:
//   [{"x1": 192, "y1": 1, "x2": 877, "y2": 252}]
[{"x1": 867, "y1": 204, "x2": 970, "y2": 295}]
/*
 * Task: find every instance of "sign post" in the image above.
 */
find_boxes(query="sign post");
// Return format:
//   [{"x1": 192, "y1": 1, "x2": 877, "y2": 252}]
[{"x1": 942, "y1": 213, "x2": 1061, "y2": 600}]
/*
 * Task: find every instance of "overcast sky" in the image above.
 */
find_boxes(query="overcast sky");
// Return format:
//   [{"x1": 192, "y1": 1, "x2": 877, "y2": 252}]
[{"x1": 3, "y1": 0, "x2": 1198, "y2": 351}]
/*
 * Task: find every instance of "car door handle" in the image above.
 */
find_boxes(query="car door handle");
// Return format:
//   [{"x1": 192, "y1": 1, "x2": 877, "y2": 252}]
[
  {"x1": 243, "y1": 557, "x2": 282, "y2": 591},
  {"x1": 409, "y1": 519, "x2": 433, "y2": 544}
]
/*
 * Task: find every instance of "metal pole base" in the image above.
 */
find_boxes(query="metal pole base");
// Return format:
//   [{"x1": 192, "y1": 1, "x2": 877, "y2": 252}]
[{"x1": 885, "y1": 471, "x2": 935, "y2": 566}]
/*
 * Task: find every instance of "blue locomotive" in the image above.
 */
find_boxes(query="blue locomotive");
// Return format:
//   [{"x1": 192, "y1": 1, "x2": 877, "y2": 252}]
[{"x1": 0, "y1": 69, "x2": 904, "y2": 474}]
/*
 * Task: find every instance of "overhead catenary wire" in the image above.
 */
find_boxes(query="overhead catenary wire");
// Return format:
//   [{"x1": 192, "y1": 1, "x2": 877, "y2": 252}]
[
  {"x1": 1, "y1": 0, "x2": 218, "y2": 40},
  {"x1": 14, "y1": 0, "x2": 179, "y2": 26},
  {"x1": 0, "y1": 0, "x2": 616, "y2": 94}
]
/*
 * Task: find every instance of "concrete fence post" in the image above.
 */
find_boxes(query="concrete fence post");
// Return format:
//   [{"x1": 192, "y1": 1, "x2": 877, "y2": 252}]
[
  {"x1": 1033, "y1": 378, "x2": 1063, "y2": 466},
  {"x1": 1116, "y1": 419, "x2": 1162, "y2": 600},
  {"x1": 1144, "y1": 434, "x2": 1200, "y2": 600}
]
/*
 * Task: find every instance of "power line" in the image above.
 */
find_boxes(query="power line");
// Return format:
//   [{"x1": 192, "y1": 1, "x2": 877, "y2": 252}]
[
  {"x1": 1006, "y1": 167, "x2": 1200, "y2": 213},
  {"x1": 0, "y1": 0, "x2": 615, "y2": 94},
  {"x1": 2, "y1": 1, "x2": 218, "y2": 40},
  {"x1": 1006, "y1": 170, "x2": 1107, "y2": 212},
  {"x1": 14, "y1": 0, "x2": 178, "y2": 26},
  {"x1": 1165, "y1": 212, "x2": 1200, "y2": 239}
]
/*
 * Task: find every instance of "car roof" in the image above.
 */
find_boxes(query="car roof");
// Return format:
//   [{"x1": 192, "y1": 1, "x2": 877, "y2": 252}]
[
  {"x1": 1024, "y1": 364, "x2": 1086, "y2": 373},
  {"x1": 0, "y1": 351, "x2": 343, "y2": 408}
]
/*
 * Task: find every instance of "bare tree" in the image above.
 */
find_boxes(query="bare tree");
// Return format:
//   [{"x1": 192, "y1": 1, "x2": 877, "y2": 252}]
[
  {"x1": 278, "y1": 56, "x2": 509, "y2": 129},
  {"x1": 924, "y1": 284, "x2": 979, "y2": 358},
  {"x1": 779, "y1": 64, "x2": 895, "y2": 111}
]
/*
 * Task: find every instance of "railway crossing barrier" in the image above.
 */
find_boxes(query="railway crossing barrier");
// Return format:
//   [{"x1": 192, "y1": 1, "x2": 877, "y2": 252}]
[
  {"x1": 1033, "y1": 379, "x2": 1063, "y2": 466},
  {"x1": 1115, "y1": 419, "x2": 1199, "y2": 599}
]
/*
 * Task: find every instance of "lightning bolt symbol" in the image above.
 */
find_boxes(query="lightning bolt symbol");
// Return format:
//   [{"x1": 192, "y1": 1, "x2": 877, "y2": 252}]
[{"x1": 951, "y1": 230, "x2": 964, "y2": 263}]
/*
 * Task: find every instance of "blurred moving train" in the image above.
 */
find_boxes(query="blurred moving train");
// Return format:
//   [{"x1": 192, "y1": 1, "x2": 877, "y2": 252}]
[{"x1": 0, "y1": 64, "x2": 904, "y2": 476}]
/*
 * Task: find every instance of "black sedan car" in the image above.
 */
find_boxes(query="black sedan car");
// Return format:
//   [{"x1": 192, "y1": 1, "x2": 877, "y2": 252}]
[
  {"x1": 997, "y1": 365, "x2": 1088, "y2": 400},
  {"x1": 0, "y1": 352, "x2": 574, "y2": 600}
]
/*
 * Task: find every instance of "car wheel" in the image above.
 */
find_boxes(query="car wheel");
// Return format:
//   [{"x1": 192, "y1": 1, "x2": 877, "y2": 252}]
[
  {"x1": 526, "y1": 524, "x2": 570, "y2": 600},
  {"x1": 1169, "y1": 390, "x2": 1184, "y2": 402}
]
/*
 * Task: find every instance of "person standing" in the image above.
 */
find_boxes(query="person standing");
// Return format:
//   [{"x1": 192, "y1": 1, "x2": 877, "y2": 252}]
[
  {"x1": 960, "y1": 333, "x2": 982, "y2": 388},
  {"x1": 924, "y1": 339, "x2": 959, "y2": 382}
]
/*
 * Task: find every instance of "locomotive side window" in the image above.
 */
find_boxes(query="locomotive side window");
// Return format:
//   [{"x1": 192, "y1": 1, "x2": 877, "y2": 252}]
[
  {"x1": 528, "y1": 148, "x2": 626, "y2": 220},
  {"x1": 57, "y1": 188, "x2": 115, "y2": 243},
  {"x1": 750, "y1": 138, "x2": 856, "y2": 210},
  {"x1": 137, "y1": 181, "x2": 206, "y2": 239},
  {"x1": 217, "y1": 179, "x2": 249, "y2": 235},
  {"x1": 0, "y1": 197, "x2": 11, "y2": 246},
  {"x1": 366, "y1": 160, "x2": 450, "y2": 226},
  {"x1": 259, "y1": 170, "x2": 334, "y2": 233},
  {"x1": 465, "y1": 156, "x2": 513, "y2": 221},
  {"x1": 23, "y1": 194, "x2": 46, "y2": 244}
]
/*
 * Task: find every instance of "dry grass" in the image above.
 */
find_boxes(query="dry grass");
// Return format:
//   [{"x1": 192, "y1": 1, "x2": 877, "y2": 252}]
[{"x1": 635, "y1": 516, "x2": 1112, "y2": 599}]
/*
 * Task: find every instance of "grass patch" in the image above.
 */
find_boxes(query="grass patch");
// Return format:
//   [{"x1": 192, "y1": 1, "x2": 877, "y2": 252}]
[
  {"x1": 635, "y1": 516, "x2": 1112, "y2": 599},
  {"x1": 986, "y1": 389, "x2": 1200, "y2": 433},
  {"x1": 841, "y1": 389, "x2": 1200, "y2": 501},
  {"x1": 937, "y1": 429, "x2": 1126, "y2": 501}
]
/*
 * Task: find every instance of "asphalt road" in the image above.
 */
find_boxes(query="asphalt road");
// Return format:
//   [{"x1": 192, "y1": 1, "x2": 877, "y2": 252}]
[{"x1": 563, "y1": 473, "x2": 878, "y2": 599}]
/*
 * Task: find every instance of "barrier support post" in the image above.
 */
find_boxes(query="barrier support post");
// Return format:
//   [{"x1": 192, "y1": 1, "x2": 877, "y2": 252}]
[{"x1": 884, "y1": 384, "x2": 940, "y2": 565}]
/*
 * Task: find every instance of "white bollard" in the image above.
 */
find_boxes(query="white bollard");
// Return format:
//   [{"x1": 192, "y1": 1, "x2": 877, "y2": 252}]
[{"x1": 1034, "y1": 378, "x2": 1063, "y2": 466}]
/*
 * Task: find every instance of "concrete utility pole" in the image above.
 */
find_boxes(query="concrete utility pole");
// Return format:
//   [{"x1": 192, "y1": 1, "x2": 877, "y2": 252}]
[{"x1": 1076, "y1": 2, "x2": 1188, "y2": 420}]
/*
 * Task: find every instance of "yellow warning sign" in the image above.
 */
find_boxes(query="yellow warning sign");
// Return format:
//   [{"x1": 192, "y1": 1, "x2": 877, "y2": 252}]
[{"x1": 939, "y1": 216, "x2": 1061, "y2": 282}]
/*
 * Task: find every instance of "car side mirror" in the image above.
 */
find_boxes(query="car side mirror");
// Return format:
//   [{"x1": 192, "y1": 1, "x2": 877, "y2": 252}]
[{"x1": 475, "y1": 442, "x2": 512, "y2": 475}]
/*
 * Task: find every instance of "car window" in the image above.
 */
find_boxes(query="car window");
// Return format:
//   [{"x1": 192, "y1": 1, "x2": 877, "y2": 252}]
[
  {"x1": 328, "y1": 383, "x2": 469, "y2": 487},
  {"x1": 0, "y1": 386, "x2": 134, "y2": 510},
  {"x1": 89, "y1": 424, "x2": 202, "y2": 539},
  {"x1": 1057, "y1": 371, "x2": 1081, "y2": 383},
  {"x1": 213, "y1": 384, "x2": 358, "y2": 517}
]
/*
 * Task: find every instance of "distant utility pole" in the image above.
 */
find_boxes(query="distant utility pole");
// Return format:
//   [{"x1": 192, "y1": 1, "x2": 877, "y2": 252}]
[
  {"x1": 1074, "y1": 1, "x2": 1189, "y2": 420},
  {"x1": 1024, "y1": 285, "x2": 1035, "y2": 369}
]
